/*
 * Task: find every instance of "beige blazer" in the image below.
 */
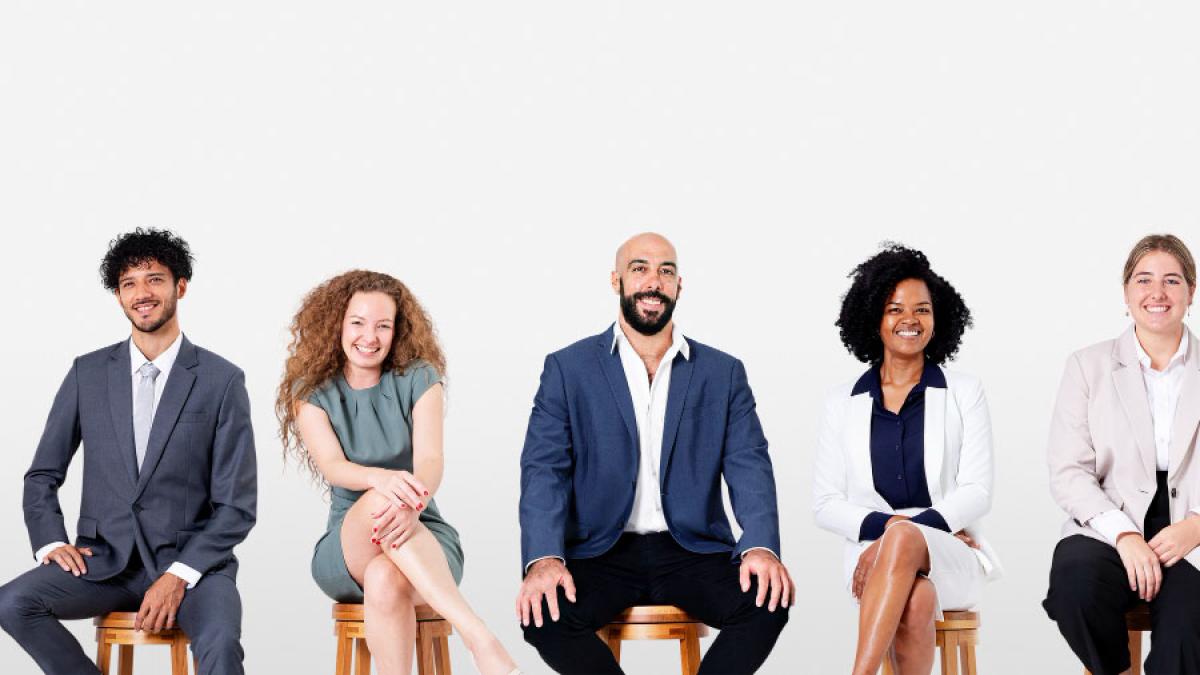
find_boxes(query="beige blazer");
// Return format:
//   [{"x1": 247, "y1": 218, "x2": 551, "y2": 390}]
[{"x1": 1048, "y1": 326, "x2": 1200, "y2": 568}]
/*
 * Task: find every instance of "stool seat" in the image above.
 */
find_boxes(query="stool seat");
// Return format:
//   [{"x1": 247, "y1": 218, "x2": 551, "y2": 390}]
[
  {"x1": 94, "y1": 612, "x2": 195, "y2": 675},
  {"x1": 331, "y1": 603, "x2": 452, "y2": 675},
  {"x1": 881, "y1": 610, "x2": 979, "y2": 675},
  {"x1": 1085, "y1": 604, "x2": 1150, "y2": 675},
  {"x1": 598, "y1": 605, "x2": 711, "y2": 675}
]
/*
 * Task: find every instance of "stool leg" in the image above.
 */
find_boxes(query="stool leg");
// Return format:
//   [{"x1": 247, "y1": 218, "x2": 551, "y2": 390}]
[
  {"x1": 355, "y1": 637, "x2": 371, "y2": 675},
  {"x1": 335, "y1": 624, "x2": 353, "y2": 675},
  {"x1": 416, "y1": 628, "x2": 436, "y2": 675},
  {"x1": 171, "y1": 638, "x2": 189, "y2": 675},
  {"x1": 961, "y1": 641, "x2": 977, "y2": 675},
  {"x1": 940, "y1": 630, "x2": 960, "y2": 675},
  {"x1": 680, "y1": 625, "x2": 702, "y2": 675},
  {"x1": 433, "y1": 635, "x2": 452, "y2": 675},
  {"x1": 96, "y1": 629, "x2": 113, "y2": 675},
  {"x1": 1129, "y1": 630, "x2": 1142, "y2": 675},
  {"x1": 118, "y1": 644, "x2": 134, "y2": 675}
]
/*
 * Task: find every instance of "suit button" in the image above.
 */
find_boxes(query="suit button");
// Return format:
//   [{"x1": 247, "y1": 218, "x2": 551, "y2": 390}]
[
  {"x1": 132, "y1": 504, "x2": 143, "y2": 514},
  {"x1": 1171, "y1": 488, "x2": 1179, "y2": 498}
]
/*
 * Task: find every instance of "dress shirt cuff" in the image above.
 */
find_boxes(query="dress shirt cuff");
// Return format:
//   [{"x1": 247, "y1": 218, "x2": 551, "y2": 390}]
[
  {"x1": 910, "y1": 509, "x2": 951, "y2": 533},
  {"x1": 739, "y1": 547, "x2": 779, "y2": 561},
  {"x1": 166, "y1": 562, "x2": 202, "y2": 589},
  {"x1": 34, "y1": 541, "x2": 67, "y2": 564},
  {"x1": 858, "y1": 511, "x2": 892, "y2": 542},
  {"x1": 1088, "y1": 510, "x2": 1141, "y2": 546},
  {"x1": 524, "y1": 555, "x2": 565, "y2": 576}
]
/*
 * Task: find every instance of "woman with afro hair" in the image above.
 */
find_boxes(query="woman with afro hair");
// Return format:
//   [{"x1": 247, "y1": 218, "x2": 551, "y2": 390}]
[
  {"x1": 277, "y1": 270, "x2": 521, "y2": 675},
  {"x1": 812, "y1": 244, "x2": 1001, "y2": 675}
]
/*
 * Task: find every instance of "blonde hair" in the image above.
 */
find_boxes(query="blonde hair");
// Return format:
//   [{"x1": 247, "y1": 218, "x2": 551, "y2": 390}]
[{"x1": 1123, "y1": 234, "x2": 1196, "y2": 288}]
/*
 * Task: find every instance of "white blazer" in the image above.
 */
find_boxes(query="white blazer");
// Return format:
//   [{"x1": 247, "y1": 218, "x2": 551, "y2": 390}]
[{"x1": 812, "y1": 366, "x2": 1003, "y2": 584}]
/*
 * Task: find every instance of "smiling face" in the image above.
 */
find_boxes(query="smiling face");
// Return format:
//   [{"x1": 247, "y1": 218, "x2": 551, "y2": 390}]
[
  {"x1": 115, "y1": 260, "x2": 186, "y2": 335},
  {"x1": 1124, "y1": 250, "x2": 1195, "y2": 338},
  {"x1": 611, "y1": 233, "x2": 681, "y2": 336},
  {"x1": 879, "y1": 278, "x2": 934, "y2": 361},
  {"x1": 341, "y1": 291, "x2": 397, "y2": 373}
]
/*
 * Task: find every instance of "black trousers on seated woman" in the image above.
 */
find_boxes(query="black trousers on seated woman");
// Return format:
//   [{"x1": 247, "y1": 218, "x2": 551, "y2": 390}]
[{"x1": 1044, "y1": 471, "x2": 1200, "y2": 675}]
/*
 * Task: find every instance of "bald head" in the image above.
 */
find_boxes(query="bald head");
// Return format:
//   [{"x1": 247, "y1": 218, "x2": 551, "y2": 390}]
[{"x1": 615, "y1": 232, "x2": 677, "y2": 272}]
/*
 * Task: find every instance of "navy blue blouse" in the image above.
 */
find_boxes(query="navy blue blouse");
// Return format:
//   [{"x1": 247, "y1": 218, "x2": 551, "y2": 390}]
[{"x1": 854, "y1": 363, "x2": 951, "y2": 541}]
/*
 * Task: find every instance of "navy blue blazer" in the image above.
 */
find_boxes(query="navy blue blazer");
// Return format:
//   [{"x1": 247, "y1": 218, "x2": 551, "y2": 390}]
[
  {"x1": 519, "y1": 326, "x2": 780, "y2": 570},
  {"x1": 23, "y1": 337, "x2": 257, "y2": 582}
]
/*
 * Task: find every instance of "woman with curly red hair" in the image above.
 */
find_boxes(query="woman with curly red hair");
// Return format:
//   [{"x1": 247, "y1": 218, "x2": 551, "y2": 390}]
[{"x1": 278, "y1": 270, "x2": 519, "y2": 675}]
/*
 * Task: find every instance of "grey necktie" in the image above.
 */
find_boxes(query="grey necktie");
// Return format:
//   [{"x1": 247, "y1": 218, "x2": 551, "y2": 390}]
[{"x1": 134, "y1": 362, "x2": 161, "y2": 470}]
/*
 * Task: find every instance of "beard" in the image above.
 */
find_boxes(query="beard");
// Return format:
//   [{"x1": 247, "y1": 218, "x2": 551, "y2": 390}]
[
  {"x1": 125, "y1": 292, "x2": 178, "y2": 334},
  {"x1": 619, "y1": 279, "x2": 677, "y2": 336}
]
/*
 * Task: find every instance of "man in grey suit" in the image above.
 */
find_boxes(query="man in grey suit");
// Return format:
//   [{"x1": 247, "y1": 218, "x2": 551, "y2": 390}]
[{"x1": 0, "y1": 228, "x2": 257, "y2": 674}]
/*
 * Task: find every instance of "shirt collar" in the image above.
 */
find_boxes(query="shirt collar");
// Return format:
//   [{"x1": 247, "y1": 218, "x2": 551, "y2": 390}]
[
  {"x1": 130, "y1": 333, "x2": 184, "y2": 377},
  {"x1": 851, "y1": 361, "x2": 946, "y2": 398},
  {"x1": 611, "y1": 322, "x2": 690, "y2": 361},
  {"x1": 1133, "y1": 329, "x2": 1189, "y2": 373}
]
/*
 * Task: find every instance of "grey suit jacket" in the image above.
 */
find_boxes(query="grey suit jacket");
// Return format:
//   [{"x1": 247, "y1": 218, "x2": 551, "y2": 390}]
[
  {"x1": 22, "y1": 336, "x2": 257, "y2": 581},
  {"x1": 1048, "y1": 326, "x2": 1200, "y2": 569}
]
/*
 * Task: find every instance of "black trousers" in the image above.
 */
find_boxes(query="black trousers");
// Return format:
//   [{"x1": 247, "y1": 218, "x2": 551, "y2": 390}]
[
  {"x1": 1044, "y1": 471, "x2": 1200, "y2": 675},
  {"x1": 0, "y1": 554, "x2": 244, "y2": 675},
  {"x1": 522, "y1": 533, "x2": 788, "y2": 675}
]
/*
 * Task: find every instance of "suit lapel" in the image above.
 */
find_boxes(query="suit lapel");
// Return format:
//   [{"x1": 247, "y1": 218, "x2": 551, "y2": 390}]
[
  {"x1": 107, "y1": 343, "x2": 139, "y2": 490},
  {"x1": 1169, "y1": 329, "x2": 1200, "y2": 479},
  {"x1": 135, "y1": 338, "x2": 198, "y2": 498},
  {"x1": 1113, "y1": 329, "x2": 1157, "y2": 480},
  {"x1": 596, "y1": 332, "x2": 639, "y2": 453},
  {"x1": 849, "y1": 394, "x2": 890, "y2": 509},
  {"x1": 923, "y1": 386, "x2": 947, "y2": 503},
  {"x1": 659, "y1": 350, "x2": 694, "y2": 479}
]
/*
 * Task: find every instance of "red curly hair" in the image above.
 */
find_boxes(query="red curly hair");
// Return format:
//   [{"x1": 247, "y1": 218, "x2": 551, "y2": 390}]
[{"x1": 277, "y1": 270, "x2": 446, "y2": 480}]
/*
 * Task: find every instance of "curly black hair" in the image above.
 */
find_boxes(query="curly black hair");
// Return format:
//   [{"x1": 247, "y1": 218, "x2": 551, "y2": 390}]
[
  {"x1": 100, "y1": 228, "x2": 194, "y2": 291},
  {"x1": 835, "y1": 243, "x2": 972, "y2": 365}
]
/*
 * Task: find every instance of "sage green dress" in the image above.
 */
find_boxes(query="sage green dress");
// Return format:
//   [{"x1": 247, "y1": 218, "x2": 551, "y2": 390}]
[{"x1": 309, "y1": 362, "x2": 464, "y2": 602}]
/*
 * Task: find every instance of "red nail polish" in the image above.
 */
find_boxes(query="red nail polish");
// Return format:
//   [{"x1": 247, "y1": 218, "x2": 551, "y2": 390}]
[
  {"x1": 391, "y1": 543, "x2": 398, "y2": 549},
  {"x1": 418, "y1": 503, "x2": 424, "y2": 510},
  {"x1": 424, "y1": 491, "x2": 429, "y2": 496}
]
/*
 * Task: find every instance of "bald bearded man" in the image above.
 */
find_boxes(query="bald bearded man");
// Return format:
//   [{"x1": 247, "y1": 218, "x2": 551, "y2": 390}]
[{"x1": 516, "y1": 233, "x2": 792, "y2": 674}]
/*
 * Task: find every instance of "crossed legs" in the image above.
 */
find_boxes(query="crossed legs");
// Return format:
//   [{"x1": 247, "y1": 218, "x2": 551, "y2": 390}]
[
  {"x1": 853, "y1": 522, "x2": 934, "y2": 675},
  {"x1": 341, "y1": 489, "x2": 515, "y2": 675}
]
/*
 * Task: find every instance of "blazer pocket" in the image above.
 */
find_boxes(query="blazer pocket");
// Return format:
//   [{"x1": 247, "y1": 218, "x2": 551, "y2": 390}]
[
  {"x1": 77, "y1": 516, "x2": 98, "y2": 539},
  {"x1": 681, "y1": 402, "x2": 720, "y2": 420},
  {"x1": 178, "y1": 412, "x2": 207, "y2": 424}
]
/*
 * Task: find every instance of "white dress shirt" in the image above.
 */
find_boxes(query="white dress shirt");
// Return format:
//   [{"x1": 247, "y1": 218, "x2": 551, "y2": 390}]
[
  {"x1": 614, "y1": 323, "x2": 689, "y2": 534},
  {"x1": 36, "y1": 334, "x2": 201, "y2": 588},
  {"x1": 1089, "y1": 330, "x2": 1193, "y2": 544}
]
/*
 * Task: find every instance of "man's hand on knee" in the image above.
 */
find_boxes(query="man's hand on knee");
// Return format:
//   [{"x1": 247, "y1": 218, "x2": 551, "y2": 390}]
[
  {"x1": 134, "y1": 572, "x2": 188, "y2": 633},
  {"x1": 738, "y1": 550, "x2": 794, "y2": 612},
  {"x1": 516, "y1": 558, "x2": 577, "y2": 628},
  {"x1": 42, "y1": 545, "x2": 92, "y2": 577}
]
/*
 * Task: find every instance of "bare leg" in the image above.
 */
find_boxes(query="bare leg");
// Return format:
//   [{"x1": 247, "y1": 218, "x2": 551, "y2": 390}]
[
  {"x1": 342, "y1": 490, "x2": 517, "y2": 675},
  {"x1": 361, "y1": 555, "x2": 422, "y2": 675},
  {"x1": 851, "y1": 523, "x2": 931, "y2": 675},
  {"x1": 891, "y1": 578, "x2": 936, "y2": 675}
]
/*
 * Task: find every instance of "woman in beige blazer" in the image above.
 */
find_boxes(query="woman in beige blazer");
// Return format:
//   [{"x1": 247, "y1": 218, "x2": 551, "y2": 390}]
[{"x1": 1044, "y1": 234, "x2": 1200, "y2": 675}]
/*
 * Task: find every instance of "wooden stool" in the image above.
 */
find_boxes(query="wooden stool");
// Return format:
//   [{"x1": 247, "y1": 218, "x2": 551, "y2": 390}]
[
  {"x1": 94, "y1": 612, "x2": 196, "y2": 675},
  {"x1": 597, "y1": 605, "x2": 711, "y2": 675},
  {"x1": 881, "y1": 610, "x2": 979, "y2": 675},
  {"x1": 332, "y1": 603, "x2": 453, "y2": 675},
  {"x1": 1085, "y1": 604, "x2": 1150, "y2": 675}
]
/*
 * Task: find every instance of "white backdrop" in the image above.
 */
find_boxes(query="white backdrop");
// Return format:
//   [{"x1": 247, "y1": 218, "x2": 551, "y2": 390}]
[{"x1": 1, "y1": 3, "x2": 1198, "y2": 673}]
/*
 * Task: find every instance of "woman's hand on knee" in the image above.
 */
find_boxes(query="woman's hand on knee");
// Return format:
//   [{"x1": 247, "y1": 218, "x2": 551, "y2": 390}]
[
  {"x1": 1147, "y1": 516, "x2": 1200, "y2": 568},
  {"x1": 853, "y1": 540, "x2": 882, "y2": 599},
  {"x1": 1116, "y1": 532, "x2": 1162, "y2": 601},
  {"x1": 374, "y1": 504, "x2": 420, "y2": 550}
]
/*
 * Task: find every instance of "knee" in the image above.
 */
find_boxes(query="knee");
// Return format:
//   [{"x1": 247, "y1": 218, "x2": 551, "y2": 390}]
[
  {"x1": 363, "y1": 556, "x2": 415, "y2": 613},
  {"x1": 521, "y1": 590, "x2": 586, "y2": 647},
  {"x1": 1046, "y1": 547, "x2": 1110, "y2": 610},
  {"x1": 0, "y1": 580, "x2": 39, "y2": 630},
  {"x1": 190, "y1": 622, "x2": 241, "y2": 657},
  {"x1": 878, "y1": 523, "x2": 927, "y2": 571}
]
